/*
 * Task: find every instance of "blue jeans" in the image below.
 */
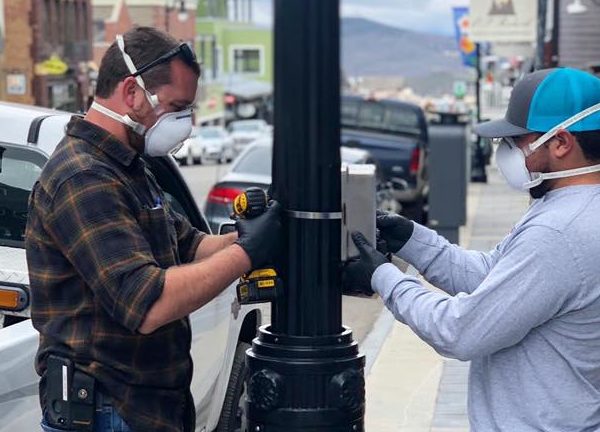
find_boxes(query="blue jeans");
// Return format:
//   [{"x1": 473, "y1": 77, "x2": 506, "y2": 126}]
[{"x1": 41, "y1": 402, "x2": 132, "y2": 432}]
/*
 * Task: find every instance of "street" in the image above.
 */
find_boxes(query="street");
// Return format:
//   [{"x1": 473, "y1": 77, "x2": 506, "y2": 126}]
[
  {"x1": 179, "y1": 161, "x2": 385, "y2": 344},
  {"x1": 180, "y1": 162, "x2": 233, "y2": 210}
]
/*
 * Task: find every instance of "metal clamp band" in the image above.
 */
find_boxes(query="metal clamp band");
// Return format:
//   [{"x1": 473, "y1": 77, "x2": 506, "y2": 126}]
[{"x1": 286, "y1": 210, "x2": 343, "y2": 220}]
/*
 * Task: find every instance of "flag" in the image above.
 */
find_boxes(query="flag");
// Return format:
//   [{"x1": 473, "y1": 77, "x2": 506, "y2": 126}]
[{"x1": 452, "y1": 7, "x2": 477, "y2": 68}]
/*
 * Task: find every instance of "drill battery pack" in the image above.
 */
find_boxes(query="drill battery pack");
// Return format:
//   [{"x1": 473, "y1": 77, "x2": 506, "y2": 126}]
[{"x1": 236, "y1": 268, "x2": 281, "y2": 304}]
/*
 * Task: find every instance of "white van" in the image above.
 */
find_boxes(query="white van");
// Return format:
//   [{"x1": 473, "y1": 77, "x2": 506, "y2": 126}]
[{"x1": 0, "y1": 102, "x2": 263, "y2": 432}]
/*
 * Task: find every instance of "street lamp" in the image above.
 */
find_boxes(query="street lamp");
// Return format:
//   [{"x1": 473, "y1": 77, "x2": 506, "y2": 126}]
[
  {"x1": 243, "y1": 1, "x2": 366, "y2": 430},
  {"x1": 165, "y1": 0, "x2": 189, "y2": 33}
]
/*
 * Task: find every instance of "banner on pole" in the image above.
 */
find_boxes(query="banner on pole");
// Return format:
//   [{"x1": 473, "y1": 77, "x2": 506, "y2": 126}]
[{"x1": 452, "y1": 7, "x2": 477, "y2": 68}]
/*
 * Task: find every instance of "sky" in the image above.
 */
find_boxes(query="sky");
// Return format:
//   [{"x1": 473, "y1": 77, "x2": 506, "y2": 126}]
[{"x1": 251, "y1": 0, "x2": 469, "y2": 36}]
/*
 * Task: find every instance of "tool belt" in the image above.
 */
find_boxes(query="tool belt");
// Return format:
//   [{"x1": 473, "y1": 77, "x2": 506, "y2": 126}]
[{"x1": 44, "y1": 354, "x2": 96, "y2": 431}]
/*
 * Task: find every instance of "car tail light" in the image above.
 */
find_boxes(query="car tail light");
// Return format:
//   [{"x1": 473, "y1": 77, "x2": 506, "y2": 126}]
[
  {"x1": 409, "y1": 147, "x2": 420, "y2": 175},
  {"x1": 207, "y1": 186, "x2": 242, "y2": 204},
  {"x1": 0, "y1": 285, "x2": 28, "y2": 312}
]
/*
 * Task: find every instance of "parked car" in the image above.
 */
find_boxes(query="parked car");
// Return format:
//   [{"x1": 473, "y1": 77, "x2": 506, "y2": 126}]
[
  {"x1": 0, "y1": 102, "x2": 263, "y2": 432},
  {"x1": 200, "y1": 126, "x2": 235, "y2": 164},
  {"x1": 173, "y1": 126, "x2": 203, "y2": 166},
  {"x1": 174, "y1": 126, "x2": 235, "y2": 166},
  {"x1": 227, "y1": 119, "x2": 271, "y2": 155},
  {"x1": 203, "y1": 138, "x2": 394, "y2": 234},
  {"x1": 340, "y1": 95, "x2": 430, "y2": 223}
]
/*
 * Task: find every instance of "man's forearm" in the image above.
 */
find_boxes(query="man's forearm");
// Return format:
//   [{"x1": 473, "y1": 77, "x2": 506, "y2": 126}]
[
  {"x1": 139, "y1": 244, "x2": 251, "y2": 334},
  {"x1": 195, "y1": 232, "x2": 238, "y2": 261}
]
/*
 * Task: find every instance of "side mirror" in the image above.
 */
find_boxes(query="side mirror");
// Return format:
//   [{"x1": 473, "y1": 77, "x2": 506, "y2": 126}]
[{"x1": 219, "y1": 222, "x2": 237, "y2": 235}]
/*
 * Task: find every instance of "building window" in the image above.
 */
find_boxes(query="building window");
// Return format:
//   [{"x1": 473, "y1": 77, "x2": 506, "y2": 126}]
[
  {"x1": 231, "y1": 47, "x2": 262, "y2": 74},
  {"x1": 215, "y1": 46, "x2": 223, "y2": 77},
  {"x1": 94, "y1": 20, "x2": 105, "y2": 43},
  {"x1": 56, "y1": 0, "x2": 64, "y2": 44},
  {"x1": 46, "y1": 0, "x2": 55, "y2": 45},
  {"x1": 65, "y1": 2, "x2": 75, "y2": 43}
]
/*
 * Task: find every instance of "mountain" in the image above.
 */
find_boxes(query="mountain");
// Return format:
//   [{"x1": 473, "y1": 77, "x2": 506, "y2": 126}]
[{"x1": 341, "y1": 17, "x2": 472, "y2": 96}]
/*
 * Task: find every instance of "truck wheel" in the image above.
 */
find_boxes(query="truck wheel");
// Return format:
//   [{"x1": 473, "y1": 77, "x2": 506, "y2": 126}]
[{"x1": 215, "y1": 342, "x2": 251, "y2": 432}]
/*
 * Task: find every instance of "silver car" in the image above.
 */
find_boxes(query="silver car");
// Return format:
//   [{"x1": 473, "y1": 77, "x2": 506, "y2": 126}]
[
  {"x1": 227, "y1": 119, "x2": 271, "y2": 155},
  {"x1": 174, "y1": 126, "x2": 235, "y2": 166},
  {"x1": 203, "y1": 137, "x2": 383, "y2": 234}
]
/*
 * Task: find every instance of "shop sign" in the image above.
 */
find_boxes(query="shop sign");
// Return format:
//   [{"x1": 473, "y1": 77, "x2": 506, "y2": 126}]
[
  {"x1": 6, "y1": 73, "x2": 26, "y2": 95},
  {"x1": 35, "y1": 55, "x2": 69, "y2": 76},
  {"x1": 470, "y1": 0, "x2": 537, "y2": 43}
]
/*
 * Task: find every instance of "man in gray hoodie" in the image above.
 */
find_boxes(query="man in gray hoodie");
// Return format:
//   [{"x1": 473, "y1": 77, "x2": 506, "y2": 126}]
[{"x1": 350, "y1": 67, "x2": 600, "y2": 431}]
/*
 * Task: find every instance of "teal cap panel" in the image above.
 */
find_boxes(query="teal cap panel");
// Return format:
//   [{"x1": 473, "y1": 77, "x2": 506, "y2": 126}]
[{"x1": 527, "y1": 68, "x2": 600, "y2": 132}]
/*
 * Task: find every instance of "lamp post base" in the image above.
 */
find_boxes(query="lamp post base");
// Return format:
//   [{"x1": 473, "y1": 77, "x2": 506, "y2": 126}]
[{"x1": 244, "y1": 326, "x2": 365, "y2": 431}]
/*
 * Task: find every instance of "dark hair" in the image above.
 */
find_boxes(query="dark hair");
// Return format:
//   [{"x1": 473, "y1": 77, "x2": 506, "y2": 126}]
[
  {"x1": 572, "y1": 130, "x2": 600, "y2": 162},
  {"x1": 95, "y1": 26, "x2": 200, "y2": 98}
]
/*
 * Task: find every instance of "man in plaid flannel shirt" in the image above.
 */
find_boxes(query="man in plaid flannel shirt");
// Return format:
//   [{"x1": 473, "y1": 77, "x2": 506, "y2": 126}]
[{"x1": 26, "y1": 27, "x2": 281, "y2": 432}]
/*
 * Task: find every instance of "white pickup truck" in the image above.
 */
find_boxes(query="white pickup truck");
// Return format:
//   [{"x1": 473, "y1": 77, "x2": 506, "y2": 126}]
[{"x1": 0, "y1": 102, "x2": 264, "y2": 432}]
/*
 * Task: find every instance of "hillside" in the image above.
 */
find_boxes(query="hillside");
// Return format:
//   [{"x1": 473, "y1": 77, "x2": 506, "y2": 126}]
[{"x1": 341, "y1": 17, "x2": 472, "y2": 96}]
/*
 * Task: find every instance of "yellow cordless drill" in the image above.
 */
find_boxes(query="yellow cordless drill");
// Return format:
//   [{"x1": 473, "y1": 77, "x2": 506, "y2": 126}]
[{"x1": 232, "y1": 187, "x2": 281, "y2": 305}]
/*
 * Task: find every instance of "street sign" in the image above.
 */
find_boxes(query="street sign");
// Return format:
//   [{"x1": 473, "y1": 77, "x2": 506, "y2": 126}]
[{"x1": 453, "y1": 80, "x2": 467, "y2": 99}]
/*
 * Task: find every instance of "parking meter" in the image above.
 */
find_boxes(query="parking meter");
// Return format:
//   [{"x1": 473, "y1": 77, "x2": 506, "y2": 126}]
[{"x1": 427, "y1": 112, "x2": 469, "y2": 244}]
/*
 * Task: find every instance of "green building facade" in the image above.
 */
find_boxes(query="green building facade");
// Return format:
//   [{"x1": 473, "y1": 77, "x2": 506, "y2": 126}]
[
  {"x1": 195, "y1": 0, "x2": 272, "y2": 125},
  {"x1": 196, "y1": 20, "x2": 272, "y2": 83}
]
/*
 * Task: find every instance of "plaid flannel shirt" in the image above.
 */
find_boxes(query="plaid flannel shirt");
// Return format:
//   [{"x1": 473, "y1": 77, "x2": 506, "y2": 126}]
[{"x1": 26, "y1": 117, "x2": 205, "y2": 432}]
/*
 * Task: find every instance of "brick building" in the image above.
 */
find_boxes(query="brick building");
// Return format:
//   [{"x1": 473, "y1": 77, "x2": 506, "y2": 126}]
[
  {"x1": 0, "y1": 0, "x2": 93, "y2": 111},
  {"x1": 92, "y1": 0, "x2": 197, "y2": 66}
]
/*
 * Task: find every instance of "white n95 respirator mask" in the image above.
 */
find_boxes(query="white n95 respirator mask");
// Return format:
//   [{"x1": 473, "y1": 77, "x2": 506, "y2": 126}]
[
  {"x1": 90, "y1": 101, "x2": 193, "y2": 157},
  {"x1": 495, "y1": 101, "x2": 600, "y2": 191},
  {"x1": 143, "y1": 109, "x2": 193, "y2": 157}
]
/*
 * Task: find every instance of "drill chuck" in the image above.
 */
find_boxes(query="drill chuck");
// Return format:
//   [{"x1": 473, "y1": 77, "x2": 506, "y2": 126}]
[{"x1": 233, "y1": 187, "x2": 268, "y2": 219}]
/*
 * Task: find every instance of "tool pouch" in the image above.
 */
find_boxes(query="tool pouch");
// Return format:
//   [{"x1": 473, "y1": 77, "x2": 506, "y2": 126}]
[{"x1": 45, "y1": 355, "x2": 96, "y2": 431}]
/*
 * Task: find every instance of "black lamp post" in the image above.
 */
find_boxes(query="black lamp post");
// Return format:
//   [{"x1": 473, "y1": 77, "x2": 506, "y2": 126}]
[
  {"x1": 243, "y1": 0, "x2": 365, "y2": 430},
  {"x1": 165, "y1": 0, "x2": 188, "y2": 34}
]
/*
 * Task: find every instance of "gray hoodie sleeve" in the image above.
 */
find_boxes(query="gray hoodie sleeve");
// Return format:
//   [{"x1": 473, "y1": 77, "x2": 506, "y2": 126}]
[
  {"x1": 396, "y1": 223, "x2": 502, "y2": 295},
  {"x1": 373, "y1": 224, "x2": 579, "y2": 360}
]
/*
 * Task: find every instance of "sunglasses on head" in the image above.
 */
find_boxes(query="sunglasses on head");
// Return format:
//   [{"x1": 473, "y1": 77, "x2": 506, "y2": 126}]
[{"x1": 131, "y1": 43, "x2": 197, "y2": 77}]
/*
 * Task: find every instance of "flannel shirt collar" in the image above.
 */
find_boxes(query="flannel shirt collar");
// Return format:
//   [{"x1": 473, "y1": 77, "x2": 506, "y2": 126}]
[{"x1": 66, "y1": 116, "x2": 139, "y2": 167}]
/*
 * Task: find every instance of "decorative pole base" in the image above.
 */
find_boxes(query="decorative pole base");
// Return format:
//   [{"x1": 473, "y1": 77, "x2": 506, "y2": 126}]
[{"x1": 245, "y1": 326, "x2": 365, "y2": 431}]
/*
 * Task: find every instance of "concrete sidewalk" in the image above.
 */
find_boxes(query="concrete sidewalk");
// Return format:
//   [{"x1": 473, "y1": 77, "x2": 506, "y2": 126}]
[{"x1": 363, "y1": 164, "x2": 530, "y2": 431}]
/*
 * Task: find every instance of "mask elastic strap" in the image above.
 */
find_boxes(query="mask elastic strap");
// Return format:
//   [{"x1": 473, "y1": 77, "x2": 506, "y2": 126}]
[
  {"x1": 528, "y1": 101, "x2": 600, "y2": 153},
  {"x1": 90, "y1": 101, "x2": 147, "y2": 135},
  {"x1": 116, "y1": 35, "x2": 160, "y2": 109},
  {"x1": 523, "y1": 163, "x2": 600, "y2": 189}
]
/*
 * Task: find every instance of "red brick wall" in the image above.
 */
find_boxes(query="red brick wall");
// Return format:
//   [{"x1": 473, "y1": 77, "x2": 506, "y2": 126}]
[
  {"x1": 93, "y1": 1, "x2": 133, "y2": 66},
  {"x1": 162, "y1": 7, "x2": 196, "y2": 44},
  {"x1": 2, "y1": 0, "x2": 34, "y2": 105}
]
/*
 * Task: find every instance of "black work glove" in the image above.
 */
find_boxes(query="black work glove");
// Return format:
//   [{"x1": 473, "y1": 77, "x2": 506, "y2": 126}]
[
  {"x1": 342, "y1": 258, "x2": 375, "y2": 297},
  {"x1": 347, "y1": 231, "x2": 390, "y2": 290},
  {"x1": 235, "y1": 200, "x2": 282, "y2": 268},
  {"x1": 376, "y1": 229, "x2": 390, "y2": 255},
  {"x1": 376, "y1": 210, "x2": 414, "y2": 254}
]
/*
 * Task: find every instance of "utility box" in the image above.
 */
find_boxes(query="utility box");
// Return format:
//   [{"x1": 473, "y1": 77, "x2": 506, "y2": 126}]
[
  {"x1": 341, "y1": 163, "x2": 377, "y2": 260},
  {"x1": 427, "y1": 112, "x2": 469, "y2": 244}
]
